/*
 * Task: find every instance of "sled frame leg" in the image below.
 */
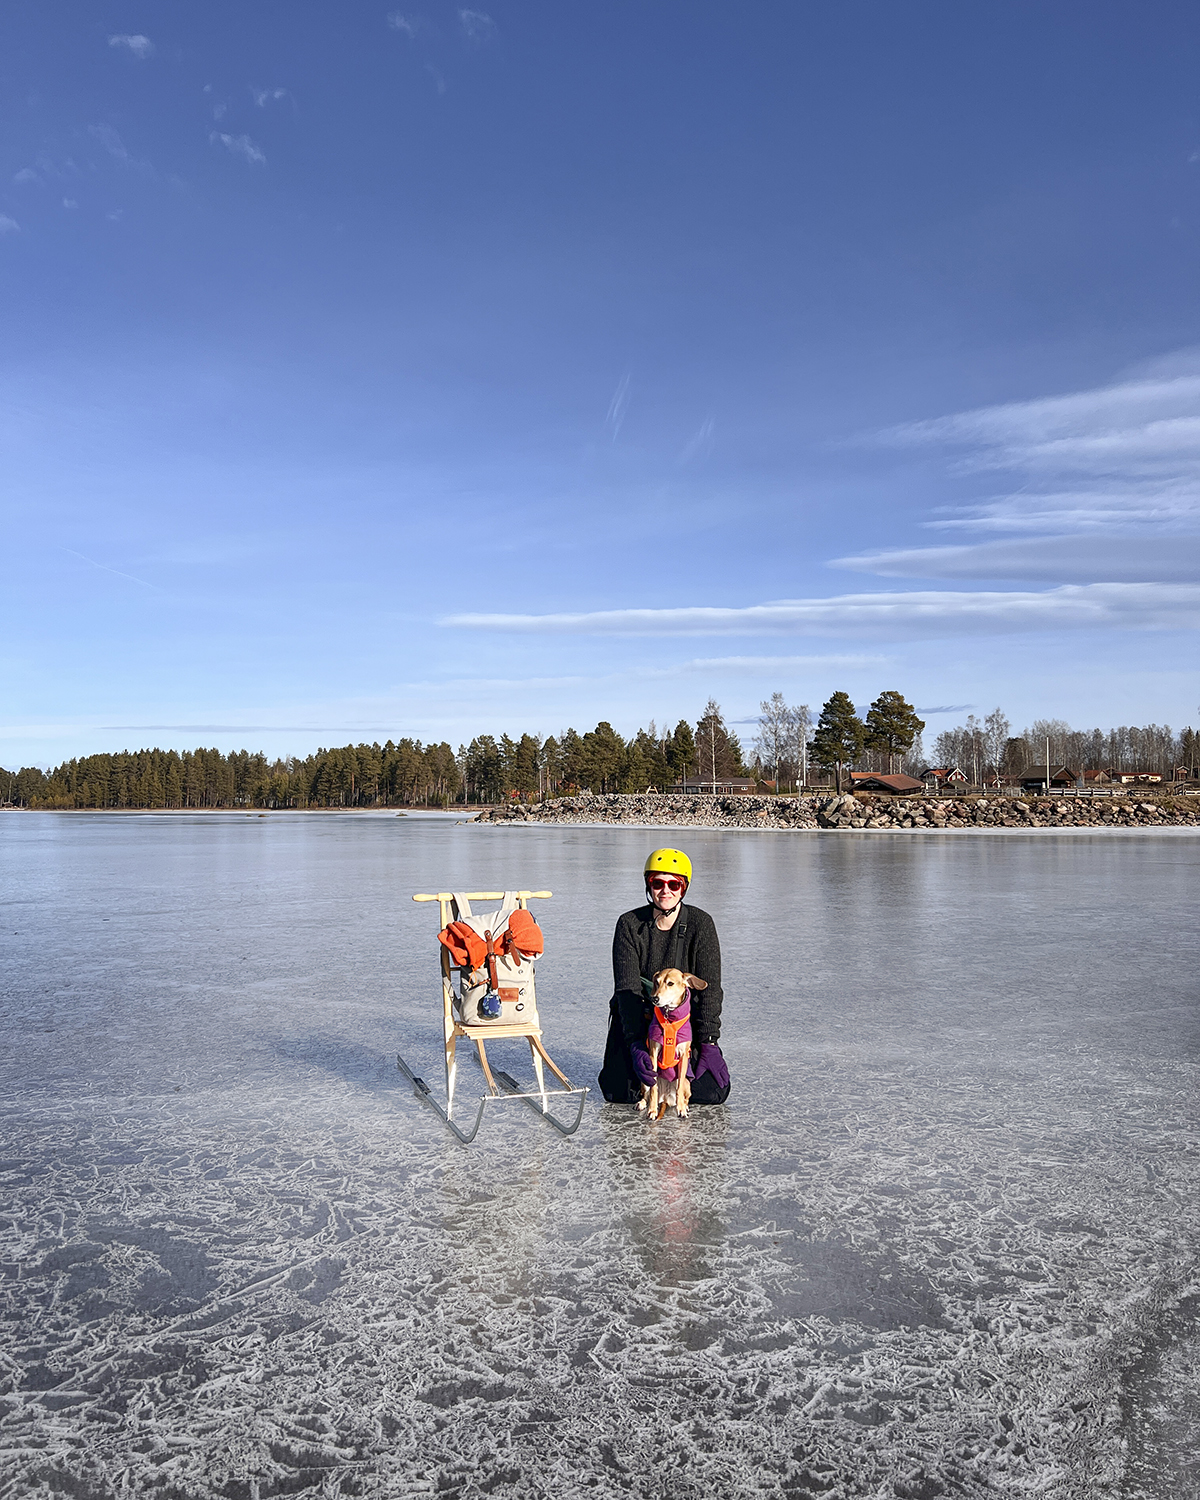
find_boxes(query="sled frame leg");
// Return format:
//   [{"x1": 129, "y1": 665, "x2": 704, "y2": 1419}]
[{"x1": 475, "y1": 1039, "x2": 501, "y2": 1097}]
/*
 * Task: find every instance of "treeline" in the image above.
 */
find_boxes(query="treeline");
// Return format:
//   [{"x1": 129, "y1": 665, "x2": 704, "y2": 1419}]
[
  {"x1": 4, "y1": 690, "x2": 1196, "y2": 810},
  {"x1": 0, "y1": 701, "x2": 745, "y2": 810},
  {"x1": 931, "y1": 712, "x2": 1199, "y2": 784}
]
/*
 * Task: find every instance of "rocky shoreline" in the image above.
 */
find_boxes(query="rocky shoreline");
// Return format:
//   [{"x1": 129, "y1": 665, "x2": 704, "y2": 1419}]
[{"x1": 472, "y1": 790, "x2": 1200, "y2": 831}]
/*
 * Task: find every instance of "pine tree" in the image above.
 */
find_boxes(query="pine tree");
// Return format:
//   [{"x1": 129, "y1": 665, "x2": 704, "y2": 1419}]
[
  {"x1": 667, "y1": 721, "x2": 695, "y2": 787},
  {"x1": 558, "y1": 729, "x2": 586, "y2": 791},
  {"x1": 540, "y1": 735, "x2": 562, "y2": 796},
  {"x1": 581, "y1": 722, "x2": 625, "y2": 792},
  {"x1": 512, "y1": 734, "x2": 541, "y2": 798},
  {"x1": 810, "y1": 691, "x2": 865, "y2": 793},
  {"x1": 864, "y1": 690, "x2": 925, "y2": 772}
]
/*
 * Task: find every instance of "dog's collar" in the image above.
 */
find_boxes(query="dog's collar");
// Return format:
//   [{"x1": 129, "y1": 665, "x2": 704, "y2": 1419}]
[{"x1": 654, "y1": 991, "x2": 691, "y2": 1020}]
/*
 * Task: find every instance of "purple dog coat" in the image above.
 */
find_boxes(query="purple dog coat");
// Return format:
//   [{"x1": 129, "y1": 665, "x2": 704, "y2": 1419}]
[{"x1": 647, "y1": 993, "x2": 692, "y2": 1081}]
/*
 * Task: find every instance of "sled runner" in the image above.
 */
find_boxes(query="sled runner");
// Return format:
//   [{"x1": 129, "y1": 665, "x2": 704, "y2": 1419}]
[{"x1": 397, "y1": 890, "x2": 588, "y2": 1143}]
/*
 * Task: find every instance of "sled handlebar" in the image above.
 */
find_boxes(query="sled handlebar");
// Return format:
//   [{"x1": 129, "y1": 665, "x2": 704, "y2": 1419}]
[{"x1": 413, "y1": 891, "x2": 552, "y2": 902}]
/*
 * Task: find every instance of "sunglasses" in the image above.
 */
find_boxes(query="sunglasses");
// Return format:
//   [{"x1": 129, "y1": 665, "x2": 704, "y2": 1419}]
[{"x1": 648, "y1": 876, "x2": 686, "y2": 893}]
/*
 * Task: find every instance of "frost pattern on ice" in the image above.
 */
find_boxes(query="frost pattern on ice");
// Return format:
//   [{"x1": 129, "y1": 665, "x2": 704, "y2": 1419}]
[{"x1": 2, "y1": 813, "x2": 1199, "y2": 1497}]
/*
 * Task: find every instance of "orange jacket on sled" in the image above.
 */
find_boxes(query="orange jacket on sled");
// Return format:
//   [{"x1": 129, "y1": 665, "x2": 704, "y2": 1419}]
[{"x1": 438, "y1": 907, "x2": 544, "y2": 970}]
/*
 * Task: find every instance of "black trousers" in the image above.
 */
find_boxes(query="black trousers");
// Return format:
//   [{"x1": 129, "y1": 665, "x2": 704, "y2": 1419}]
[{"x1": 597, "y1": 996, "x2": 731, "y2": 1105}]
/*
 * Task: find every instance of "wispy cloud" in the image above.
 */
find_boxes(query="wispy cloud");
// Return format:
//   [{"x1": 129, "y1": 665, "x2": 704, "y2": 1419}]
[
  {"x1": 678, "y1": 417, "x2": 715, "y2": 465},
  {"x1": 0, "y1": 216, "x2": 19, "y2": 235},
  {"x1": 443, "y1": 583, "x2": 1200, "y2": 638},
  {"x1": 90, "y1": 124, "x2": 131, "y2": 162},
  {"x1": 88, "y1": 125, "x2": 155, "y2": 178},
  {"x1": 210, "y1": 133, "x2": 267, "y2": 166},
  {"x1": 459, "y1": 8, "x2": 497, "y2": 42},
  {"x1": 392, "y1": 654, "x2": 887, "y2": 693},
  {"x1": 253, "y1": 88, "x2": 289, "y2": 108},
  {"x1": 388, "y1": 11, "x2": 422, "y2": 36},
  {"x1": 831, "y1": 535, "x2": 1200, "y2": 584},
  {"x1": 108, "y1": 34, "x2": 154, "y2": 59},
  {"x1": 606, "y1": 373, "x2": 631, "y2": 442},
  {"x1": 13, "y1": 167, "x2": 38, "y2": 185},
  {"x1": 63, "y1": 548, "x2": 157, "y2": 591},
  {"x1": 99, "y1": 724, "x2": 379, "y2": 734},
  {"x1": 425, "y1": 63, "x2": 447, "y2": 94},
  {"x1": 878, "y1": 354, "x2": 1200, "y2": 533},
  {"x1": 653, "y1": 653, "x2": 885, "y2": 675}
]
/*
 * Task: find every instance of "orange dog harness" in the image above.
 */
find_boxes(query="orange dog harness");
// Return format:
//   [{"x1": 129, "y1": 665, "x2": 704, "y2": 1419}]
[{"x1": 650, "y1": 994, "x2": 692, "y2": 1079}]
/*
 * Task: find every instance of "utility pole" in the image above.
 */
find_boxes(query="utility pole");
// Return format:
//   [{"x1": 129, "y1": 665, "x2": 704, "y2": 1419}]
[
  {"x1": 711, "y1": 719, "x2": 717, "y2": 795},
  {"x1": 1046, "y1": 735, "x2": 1051, "y2": 796}
]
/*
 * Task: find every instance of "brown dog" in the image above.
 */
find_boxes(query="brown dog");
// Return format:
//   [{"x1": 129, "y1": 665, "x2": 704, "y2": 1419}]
[{"x1": 638, "y1": 968, "x2": 707, "y2": 1120}]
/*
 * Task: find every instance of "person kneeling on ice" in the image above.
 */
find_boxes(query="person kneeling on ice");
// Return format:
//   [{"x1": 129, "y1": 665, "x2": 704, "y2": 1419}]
[{"x1": 598, "y1": 848, "x2": 731, "y2": 1106}]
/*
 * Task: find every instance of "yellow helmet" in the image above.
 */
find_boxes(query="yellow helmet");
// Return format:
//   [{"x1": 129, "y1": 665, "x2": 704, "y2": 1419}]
[{"x1": 644, "y1": 847, "x2": 692, "y2": 884}]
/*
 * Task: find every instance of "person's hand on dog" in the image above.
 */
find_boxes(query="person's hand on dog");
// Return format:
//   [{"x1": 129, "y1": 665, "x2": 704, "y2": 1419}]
[
  {"x1": 692, "y1": 1042, "x2": 729, "y2": 1089},
  {"x1": 629, "y1": 1044, "x2": 656, "y2": 1089}
]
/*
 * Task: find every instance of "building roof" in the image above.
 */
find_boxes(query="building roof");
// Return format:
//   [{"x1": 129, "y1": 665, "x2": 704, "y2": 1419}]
[
  {"x1": 1019, "y1": 765, "x2": 1077, "y2": 782},
  {"x1": 920, "y1": 766, "x2": 968, "y2": 780},
  {"x1": 850, "y1": 772, "x2": 925, "y2": 792}
]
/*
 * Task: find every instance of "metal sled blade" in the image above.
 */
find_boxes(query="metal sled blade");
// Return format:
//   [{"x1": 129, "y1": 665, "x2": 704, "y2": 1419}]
[
  {"x1": 397, "y1": 1053, "x2": 588, "y2": 1142},
  {"x1": 494, "y1": 1070, "x2": 589, "y2": 1136},
  {"x1": 397, "y1": 1052, "x2": 490, "y2": 1144}
]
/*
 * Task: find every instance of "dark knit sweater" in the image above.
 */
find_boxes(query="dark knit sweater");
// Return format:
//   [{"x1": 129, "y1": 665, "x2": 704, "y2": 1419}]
[{"x1": 611, "y1": 903, "x2": 724, "y2": 1047}]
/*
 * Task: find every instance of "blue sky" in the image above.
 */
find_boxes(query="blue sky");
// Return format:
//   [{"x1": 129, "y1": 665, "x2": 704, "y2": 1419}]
[{"x1": 3, "y1": 0, "x2": 1199, "y2": 768}]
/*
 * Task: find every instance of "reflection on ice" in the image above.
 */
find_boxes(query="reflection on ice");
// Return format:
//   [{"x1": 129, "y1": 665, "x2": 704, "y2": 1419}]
[{"x1": 1, "y1": 812, "x2": 1199, "y2": 1496}]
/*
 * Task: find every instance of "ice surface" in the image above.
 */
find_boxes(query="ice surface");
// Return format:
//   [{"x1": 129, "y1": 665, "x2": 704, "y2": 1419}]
[{"x1": 2, "y1": 812, "x2": 1199, "y2": 1497}]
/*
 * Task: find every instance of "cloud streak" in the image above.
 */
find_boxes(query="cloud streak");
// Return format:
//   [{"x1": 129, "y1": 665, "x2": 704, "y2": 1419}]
[
  {"x1": 443, "y1": 583, "x2": 1200, "y2": 638},
  {"x1": 678, "y1": 417, "x2": 714, "y2": 465},
  {"x1": 63, "y1": 548, "x2": 158, "y2": 591},
  {"x1": 606, "y1": 373, "x2": 631, "y2": 442},
  {"x1": 831, "y1": 535, "x2": 1200, "y2": 583},
  {"x1": 459, "y1": 9, "x2": 497, "y2": 43},
  {"x1": 879, "y1": 357, "x2": 1200, "y2": 533},
  {"x1": 108, "y1": 34, "x2": 154, "y2": 59},
  {"x1": 211, "y1": 133, "x2": 267, "y2": 166}
]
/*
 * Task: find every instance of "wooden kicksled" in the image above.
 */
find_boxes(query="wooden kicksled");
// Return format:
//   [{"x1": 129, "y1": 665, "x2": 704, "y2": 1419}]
[{"x1": 397, "y1": 890, "x2": 588, "y2": 1144}]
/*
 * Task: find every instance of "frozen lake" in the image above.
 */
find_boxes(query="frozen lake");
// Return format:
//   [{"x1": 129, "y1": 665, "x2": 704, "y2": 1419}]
[{"x1": 2, "y1": 811, "x2": 1199, "y2": 1498}]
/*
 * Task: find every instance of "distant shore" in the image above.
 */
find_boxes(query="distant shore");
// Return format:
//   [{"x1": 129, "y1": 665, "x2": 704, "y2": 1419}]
[
  {"x1": 472, "y1": 791, "x2": 1200, "y2": 831},
  {"x1": 0, "y1": 806, "x2": 472, "y2": 816},
  {"x1": 5, "y1": 796, "x2": 1197, "y2": 830}
]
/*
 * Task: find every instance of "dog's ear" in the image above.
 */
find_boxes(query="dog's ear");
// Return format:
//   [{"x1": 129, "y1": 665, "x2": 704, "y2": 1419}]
[{"x1": 682, "y1": 973, "x2": 707, "y2": 990}]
